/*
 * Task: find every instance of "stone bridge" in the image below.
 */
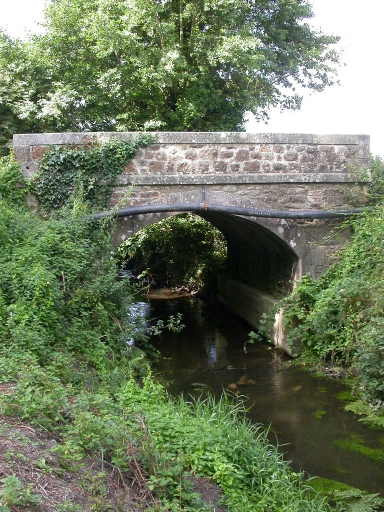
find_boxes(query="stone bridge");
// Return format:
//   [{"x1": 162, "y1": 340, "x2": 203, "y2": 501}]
[{"x1": 13, "y1": 132, "x2": 370, "y2": 350}]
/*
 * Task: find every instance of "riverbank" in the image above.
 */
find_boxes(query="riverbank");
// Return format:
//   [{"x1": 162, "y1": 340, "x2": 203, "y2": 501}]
[
  {"x1": 2, "y1": 353, "x2": 383, "y2": 512},
  {"x1": 0, "y1": 353, "x2": 332, "y2": 511},
  {"x1": 0, "y1": 414, "x2": 227, "y2": 511}
]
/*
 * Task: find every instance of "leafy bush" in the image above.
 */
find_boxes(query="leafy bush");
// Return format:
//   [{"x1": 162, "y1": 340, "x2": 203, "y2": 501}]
[
  {"x1": 0, "y1": 192, "x2": 134, "y2": 367},
  {"x1": 368, "y1": 155, "x2": 384, "y2": 204},
  {"x1": 119, "y1": 213, "x2": 227, "y2": 293},
  {"x1": 0, "y1": 155, "x2": 27, "y2": 206},
  {"x1": 280, "y1": 202, "x2": 384, "y2": 405}
]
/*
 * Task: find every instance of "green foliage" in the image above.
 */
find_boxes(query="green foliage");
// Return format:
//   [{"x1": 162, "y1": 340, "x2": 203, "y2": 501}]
[
  {"x1": 32, "y1": 135, "x2": 153, "y2": 212},
  {"x1": 0, "y1": 155, "x2": 27, "y2": 205},
  {"x1": 368, "y1": 155, "x2": 384, "y2": 204},
  {"x1": 278, "y1": 200, "x2": 384, "y2": 406},
  {"x1": 119, "y1": 213, "x2": 227, "y2": 293},
  {"x1": 334, "y1": 391, "x2": 355, "y2": 403},
  {"x1": 0, "y1": 165, "x2": 143, "y2": 368},
  {"x1": 278, "y1": 154, "x2": 384, "y2": 406},
  {"x1": 343, "y1": 400, "x2": 384, "y2": 430},
  {"x1": 0, "y1": 30, "x2": 51, "y2": 155},
  {"x1": 118, "y1": 377, "x2": 333, "y2": 512},
  {"x1": 313, "y1": 410, "x2": 327, "y2": 419},
  {"x1": 0, "y1": 475, "x2": 42, "y2": 510},
  {"x1": 1, "y1": 1, "x2": 339, "y2": 139},
  {"x1": 310, "y1": 478, "x2": 384, "y2": 512},
  {"x1": 0, "y1": 163, "x2": 363, "y2": 512}
]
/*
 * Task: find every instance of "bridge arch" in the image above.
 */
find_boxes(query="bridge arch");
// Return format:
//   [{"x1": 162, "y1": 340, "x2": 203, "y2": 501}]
[
  {"x1": 14, "y1": 131, "x2": 370, "y2": 351},
  {"x1": 112, "y1": 188, "x2": 301, "y2": 289},
  {"x1": 112, "y1": 201, "x2": 301, "y2": 351}
]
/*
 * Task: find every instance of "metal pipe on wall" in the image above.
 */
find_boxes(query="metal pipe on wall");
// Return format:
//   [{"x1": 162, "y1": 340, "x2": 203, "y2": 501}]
[{"x1": 91, "y1": 203, "x2": 366, "y2": 220}]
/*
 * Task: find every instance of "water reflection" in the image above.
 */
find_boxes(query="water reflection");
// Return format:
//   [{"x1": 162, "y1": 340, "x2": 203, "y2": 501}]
[
  {"x1": 125, "y1": 300, "x2": 150, "y2": 345},
  {"x1": 143, "y1": 296, "x2": 384, "y2": 496},
  {"x1": 204, "y1": 329, "x2": 228, "y2": 367}
]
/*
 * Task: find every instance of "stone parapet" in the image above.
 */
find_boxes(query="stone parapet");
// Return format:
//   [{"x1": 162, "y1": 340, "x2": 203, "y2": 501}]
[
  {"x1": 13, "y1": 132, "x2": 370, "y2": 180},
  {"x1": 13, "y1": 132, "x2": 370, "y2": 146}
]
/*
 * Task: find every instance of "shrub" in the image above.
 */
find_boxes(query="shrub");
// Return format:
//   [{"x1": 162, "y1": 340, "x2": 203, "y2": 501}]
[{"x1": 280, "y1": 202, "x2": 384, "y2": 404}]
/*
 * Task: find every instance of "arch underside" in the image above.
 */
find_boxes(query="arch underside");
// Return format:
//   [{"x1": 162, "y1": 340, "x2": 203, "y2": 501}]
[
  {"x1": 199, "y1": 211, "x2": 298, "y2": 296},
  {"x1": 114, "y1": 209, "x2": 299, "y2": 351},
  {"x1": 114, "y1": 209, "x2": 298, "y2": 298}
]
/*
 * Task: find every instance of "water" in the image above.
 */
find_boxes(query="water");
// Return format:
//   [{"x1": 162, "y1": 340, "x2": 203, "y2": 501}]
[{"x1": 137, "y1": 295, "x2": 384, "y2": 495}]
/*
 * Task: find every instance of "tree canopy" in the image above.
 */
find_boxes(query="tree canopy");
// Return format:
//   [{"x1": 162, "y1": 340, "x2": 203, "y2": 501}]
[{"x1": 0, "y1": 0, "x2": 340, "y2": 150}]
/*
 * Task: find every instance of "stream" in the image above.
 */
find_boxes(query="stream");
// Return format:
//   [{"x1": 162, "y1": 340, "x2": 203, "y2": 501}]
[{"x1": 133, "y1": 294, "x2": 384, "y2": 496}]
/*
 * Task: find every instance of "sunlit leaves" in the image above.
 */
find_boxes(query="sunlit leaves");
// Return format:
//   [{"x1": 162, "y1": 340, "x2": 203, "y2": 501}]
[{"x1": 0, "y1": 0, "x2": 340, "y2": 141}]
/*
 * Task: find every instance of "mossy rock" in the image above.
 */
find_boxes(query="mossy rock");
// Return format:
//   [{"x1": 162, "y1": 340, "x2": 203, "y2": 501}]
[
  {"x1": 311, "y1": 478, "x2": 384, "y2": 511},
  {"x1": 310, "y1": 477, "x2": 355, "y2": 494},
  {"x1": 335, "y1": 390, "x2": 355, "y2": 402}
]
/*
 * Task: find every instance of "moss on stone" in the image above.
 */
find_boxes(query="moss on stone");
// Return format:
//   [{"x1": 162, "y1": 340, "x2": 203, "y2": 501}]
[
  {"x1": 345, "y1": 400, "x2": 384, "y2": 430},
  {"x1": 310, "y1": 477, "x2": 355, "y2": 494},
  {"x1": 310, "y1": 478, "x2": 384, "y2": 511},
  {"x1": 334, "y1": 390, "x2": 355, "y2": 402}
]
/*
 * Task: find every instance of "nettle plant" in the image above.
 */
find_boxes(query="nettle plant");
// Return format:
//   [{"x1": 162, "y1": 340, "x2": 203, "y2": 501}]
[{"x1": 32, "y1": 134, "x2": 154, "y2": 212}]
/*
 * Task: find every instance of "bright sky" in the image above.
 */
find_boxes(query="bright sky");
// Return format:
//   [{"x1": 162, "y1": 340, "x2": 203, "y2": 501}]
[{"x1": 1, "y1": 0, "x2": 383, "y2": 157}]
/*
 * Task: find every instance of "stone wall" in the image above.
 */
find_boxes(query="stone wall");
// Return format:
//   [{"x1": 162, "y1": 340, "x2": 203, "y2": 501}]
[{"x1": 14, "y1": 131, "x2": 370, "y2": 180}]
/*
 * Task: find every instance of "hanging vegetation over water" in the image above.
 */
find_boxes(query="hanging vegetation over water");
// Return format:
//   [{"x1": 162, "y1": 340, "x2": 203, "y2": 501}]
[
  {"x1": 278, "y1": 156, "x2": 384, "y2": 410},
  {"x1": 119, "y1": 213, "x2": 227, "y2": 293}
]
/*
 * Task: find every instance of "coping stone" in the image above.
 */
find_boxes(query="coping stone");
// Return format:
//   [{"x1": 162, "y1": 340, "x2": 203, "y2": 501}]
[{"x1": 13, "y1": 132, "x2": 371, "y2": 147}]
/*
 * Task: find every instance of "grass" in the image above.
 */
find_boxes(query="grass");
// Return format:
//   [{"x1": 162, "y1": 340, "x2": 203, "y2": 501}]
[{"x1": 0, "y1": 350, "x2": 336, "y2": 512}]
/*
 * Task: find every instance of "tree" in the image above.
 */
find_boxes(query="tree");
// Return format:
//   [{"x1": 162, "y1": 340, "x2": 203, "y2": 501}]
[
  {"x1": 1, "y1": 0, "x2": 340, "y2": 139},
  {"x1": 0, "y1": 31, "x2": 54, "y2": 156}
]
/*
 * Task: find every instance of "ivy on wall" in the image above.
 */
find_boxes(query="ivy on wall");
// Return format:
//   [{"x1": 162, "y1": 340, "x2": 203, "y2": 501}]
[{"x1": 32, "y1": 134, "x2": 154, "y2": 212}]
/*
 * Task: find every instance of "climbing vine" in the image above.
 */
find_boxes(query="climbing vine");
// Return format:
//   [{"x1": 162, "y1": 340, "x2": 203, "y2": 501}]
[{"x1": 32, "y1": 134, "x2": 154, "y2": 212}]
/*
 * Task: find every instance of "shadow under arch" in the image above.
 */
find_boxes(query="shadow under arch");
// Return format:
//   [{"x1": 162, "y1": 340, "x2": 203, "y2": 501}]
[
  {"x1": 198, "y1": 211, "x2": 298, "y2": 352},
  {"x1": 198, "y1": 211, "x2": 298, "y2": 297},
  {"x1": 113, "y1": 207, "x2": 299, "y2": 351}
]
